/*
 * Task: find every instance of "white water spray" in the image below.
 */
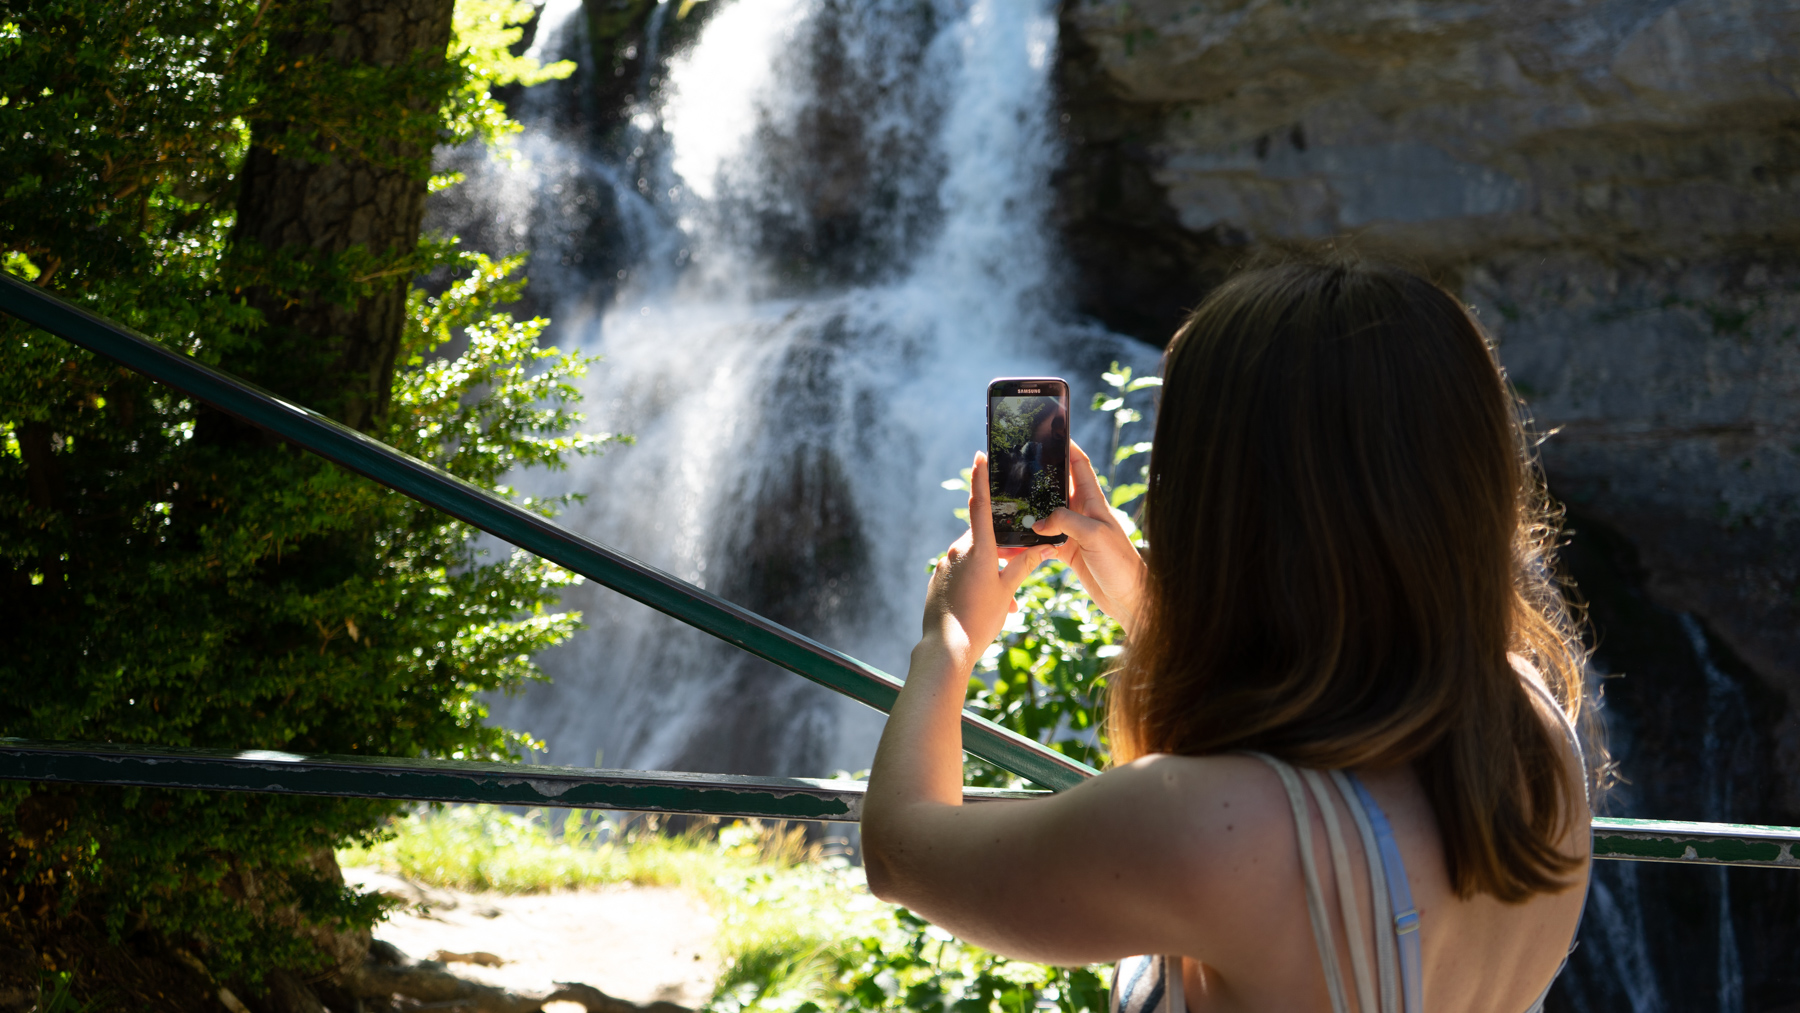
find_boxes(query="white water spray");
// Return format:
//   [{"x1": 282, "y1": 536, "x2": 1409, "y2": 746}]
[{"x1": 474, "y1": 0, "x2": 1150, "y2": 777}]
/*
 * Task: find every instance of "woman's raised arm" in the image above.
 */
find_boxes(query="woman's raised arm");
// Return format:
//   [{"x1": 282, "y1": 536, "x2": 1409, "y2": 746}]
[{"x1": 860, "y1": 452, "x2": 1263, "y2": 966}]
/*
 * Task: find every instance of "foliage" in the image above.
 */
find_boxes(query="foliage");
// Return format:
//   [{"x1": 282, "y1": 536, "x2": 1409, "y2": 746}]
[
  {"x1": 1089, "y1": 363, "x2": 1160, "y2": 512},
  {"x1": 961, "y1": 560, "x2": 1124, "y2": 784},
  {"x1": 806, "y1": 910, "x2": 1108, "y2": 1013},
  {"x1": 36, "y1": 969, "x2": 96, "y2": 1013},
  {"x1": 986, "y1": 399, "x2": 1038, "y2": 458},
  {"x1": 441, "y1": 0, "x2": 576, "y2": 168},
  {"x1": 341, "y1": 807, "x2": 1109, "y2": 1013},
  {"x1": 0, "y1": 0, "x2": 605, "y2": 987}
]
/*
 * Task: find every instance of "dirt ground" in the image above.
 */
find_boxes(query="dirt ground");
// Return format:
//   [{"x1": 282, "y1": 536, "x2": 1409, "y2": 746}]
[{"x1": 342, "y1": 866, "x2": 722, "y2": 1010}]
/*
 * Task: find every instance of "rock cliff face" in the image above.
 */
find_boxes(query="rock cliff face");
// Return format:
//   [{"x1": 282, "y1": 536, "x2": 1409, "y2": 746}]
[{"x1": 1057, "y1": 0, "x2": 1800, "y2": 814}]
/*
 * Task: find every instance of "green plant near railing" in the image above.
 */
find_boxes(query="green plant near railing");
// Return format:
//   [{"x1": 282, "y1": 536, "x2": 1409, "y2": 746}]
[
  {"x1": 811, "y1": 910, "x2": 1108, "y2": 1013},
  {"x1": 0, "y1": 249, "x2": 603, "y2": 980}
]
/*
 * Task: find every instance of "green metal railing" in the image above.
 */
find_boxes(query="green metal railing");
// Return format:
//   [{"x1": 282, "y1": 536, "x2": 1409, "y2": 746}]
[
  {"x1": 1, "y1": 737, "x2": 1793, "y2": 868},
  {"x1": 0, "y1": 272, "x2": 1091, "y2": 792},
  {"x1": 3, "y1": 271, "x2": 1798, "y2": 870}
]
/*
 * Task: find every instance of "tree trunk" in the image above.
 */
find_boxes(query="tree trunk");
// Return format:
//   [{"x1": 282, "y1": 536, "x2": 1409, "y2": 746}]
[
  {"x1": 219, "y1": 5, "x2": 456, "y2": 1000},
  {"x1": 230, "y1": 0, "x2": 456, "y2": 432}
]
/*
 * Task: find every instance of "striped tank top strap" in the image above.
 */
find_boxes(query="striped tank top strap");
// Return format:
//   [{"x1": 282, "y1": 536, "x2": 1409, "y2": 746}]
[
  {"x1": 1329, "y1": 769, "x2": 1400, "y2": 1013},
  {"x1": 1300, "y1": 768, "x2": 1381, "y2": 1013},
  {"x1": 1109, "y1": 954, "x2": 1184, "y2": 1013},
  {"x1": 1246, "y1": 751, "x2": 1352, "y2": 1013},
  {"x1": 1344, "y1": 772, "x2": 1424, "y2": 1013}
]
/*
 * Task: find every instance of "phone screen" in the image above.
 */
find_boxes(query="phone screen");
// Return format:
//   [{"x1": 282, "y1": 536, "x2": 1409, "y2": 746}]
[{"x1": 987, "y1": 378, "x2": 1070, "y2": 546}]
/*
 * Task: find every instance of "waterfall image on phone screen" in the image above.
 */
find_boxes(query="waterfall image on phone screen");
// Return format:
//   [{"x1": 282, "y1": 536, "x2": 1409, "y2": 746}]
[
  {"x1": 429, "y1": 0, "x2": 1154, "y2": 778},
  {"x1": 988, "y1": 395, "x2": 1067, "y2": 534}
]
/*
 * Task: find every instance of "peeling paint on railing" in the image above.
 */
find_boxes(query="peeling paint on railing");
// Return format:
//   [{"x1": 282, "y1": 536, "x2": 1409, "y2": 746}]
[
  {"x1": 1591, "y1": 817, "x2": 1800, "y2": 869},
  {"x1": 5, "y1": 740, "x2": 1798, "y2": 867},
  {"x1": 0, "y1": 739, "x2": 1043, "y2": 822}
]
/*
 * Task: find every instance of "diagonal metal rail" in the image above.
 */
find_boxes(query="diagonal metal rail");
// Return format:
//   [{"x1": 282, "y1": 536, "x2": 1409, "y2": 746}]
[{"x1": 0, "y1": 273, "x2": 1096, "y2": 791}]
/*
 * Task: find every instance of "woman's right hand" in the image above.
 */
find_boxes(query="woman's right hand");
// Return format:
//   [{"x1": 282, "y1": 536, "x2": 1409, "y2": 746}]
[{"x1": 1032, "y1": 439, "x2": 1148, "y2": 637}]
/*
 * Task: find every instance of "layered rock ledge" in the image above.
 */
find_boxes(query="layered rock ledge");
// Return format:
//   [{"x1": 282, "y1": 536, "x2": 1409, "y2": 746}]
[{"x1": 1057, "y1": 0, "x2": 1800, "y2": 808}]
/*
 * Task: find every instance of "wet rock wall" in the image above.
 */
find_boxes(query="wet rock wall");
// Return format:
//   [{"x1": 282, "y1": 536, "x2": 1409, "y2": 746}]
[{"x1": 1055, "y1": 0, "x2": 1800, "y2": 815}]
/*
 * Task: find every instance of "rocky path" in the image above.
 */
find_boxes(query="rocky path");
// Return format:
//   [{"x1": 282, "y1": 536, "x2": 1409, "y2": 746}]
[{"x1": 342, "y1": 866, "x2": 723, "y2": 1010}]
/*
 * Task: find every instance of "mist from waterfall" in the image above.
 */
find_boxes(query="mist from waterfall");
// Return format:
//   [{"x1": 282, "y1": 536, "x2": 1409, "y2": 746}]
[{"x1": 442, "y1": 0, "x2": 1151, "y2": 778}]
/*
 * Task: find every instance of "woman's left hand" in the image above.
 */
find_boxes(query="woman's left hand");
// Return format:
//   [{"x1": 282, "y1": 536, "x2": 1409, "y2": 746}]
[{"x1": 920, "y1": 451, "x2": 1050, "y2": 670}]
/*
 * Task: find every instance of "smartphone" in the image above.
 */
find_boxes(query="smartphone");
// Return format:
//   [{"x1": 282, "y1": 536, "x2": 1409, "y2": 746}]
[{"x1": 986, "y1": 377, "x2": 1071, "y2": 546}]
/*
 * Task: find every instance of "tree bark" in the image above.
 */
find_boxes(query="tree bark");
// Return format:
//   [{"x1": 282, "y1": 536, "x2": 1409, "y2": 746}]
[{"x1": 231, "y1": 0, "x2": 455, "y2": 432}]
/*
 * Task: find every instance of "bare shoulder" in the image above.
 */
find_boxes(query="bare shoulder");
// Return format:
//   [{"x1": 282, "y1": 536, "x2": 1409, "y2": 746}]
[
  {"x1": 1069, "y1": 753, "x2": 1320, "y2": 958},
  {"x1": 1080, "y1": 753, "x2": 1295, "y2": 845},
  {"x1": 858, "y1": 751, "x2": 1306, "y2": 964},
  {"x1": 1074, "y1": 753, "x2": 1305, "y2": 914}
]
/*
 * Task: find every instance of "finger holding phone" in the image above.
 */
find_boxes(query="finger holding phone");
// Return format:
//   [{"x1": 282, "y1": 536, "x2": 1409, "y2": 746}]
[
  {"x1": 921, "y1": 451, "x2": 1054, "y2": 671},
  {"x1": 1030, "y1": 439, "x2": 1147, "y2": 636}
]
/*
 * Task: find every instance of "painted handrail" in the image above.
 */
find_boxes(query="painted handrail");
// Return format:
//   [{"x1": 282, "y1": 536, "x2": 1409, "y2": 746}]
[
  {"x1": 1589, "y1": 817, "x2": 1800, "y2": 868},
  {"x1": 2, "y1": 739, "x2": 1794, "y2": 868},
  {"x1": 0, "y1": 738, "x2": 1041, "y2": 823},
  {"x1": 0, "y1": 272, "x2": 1097, "y2": 791},
  {"x1": 8, "y1": 275, "x2": 1799, "y2": 870}
]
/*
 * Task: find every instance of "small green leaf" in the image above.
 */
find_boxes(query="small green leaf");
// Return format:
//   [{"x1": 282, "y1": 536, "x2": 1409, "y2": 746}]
[
  {"x1": 1113, "y1": 441, "x2": 1153, "y2": 464},
  {"x1": 1108, "y1": 482, "x2": 1147, "y2": 508}
]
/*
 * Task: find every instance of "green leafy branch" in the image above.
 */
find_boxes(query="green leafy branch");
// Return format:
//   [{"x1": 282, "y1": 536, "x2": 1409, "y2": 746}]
[{"x1": 1090, "y1": 362, "x2": 1159, "y2": 513}]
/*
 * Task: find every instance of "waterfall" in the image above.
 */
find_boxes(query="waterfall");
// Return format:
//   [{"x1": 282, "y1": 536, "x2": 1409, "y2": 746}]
[
  {"x1": 1583, "y1": 863, "x2": 1662, "y2": 1013},
  {"x1": 447, "y1": 0, "x2": 1152, "y2": 777},
  {"x1": 1553, "y1": 607, "x2": 1763, "y2": 1013},
  {"x1": 1559, "y1": 659, "x2": 1667, "y2": 1013},
  {"x1": 1682, "y1": 613, "x2": 1747, "y2": 1013}
]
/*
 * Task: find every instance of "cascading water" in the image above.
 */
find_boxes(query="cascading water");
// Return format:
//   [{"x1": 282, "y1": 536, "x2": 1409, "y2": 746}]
[
  {"x1": 1684, "y1": 613, "x2": 1748, "y2": 1013},
  {"x1": 1547, "y1": 514, "x2": 1789, "y2": 1013},
  {"x1": 439, "y1": 0, "x2": 1152, "y2": 778}
]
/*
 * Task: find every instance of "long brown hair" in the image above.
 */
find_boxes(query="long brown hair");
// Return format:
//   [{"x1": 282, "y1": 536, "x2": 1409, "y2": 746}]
[{"x1": 1110, "y1": 259, "x2": 1587, "y2": 902}]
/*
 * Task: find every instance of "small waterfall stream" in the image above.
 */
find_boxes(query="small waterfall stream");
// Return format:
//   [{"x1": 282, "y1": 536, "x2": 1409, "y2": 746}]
[
  {"x1": 436, "y1": 0, "x2": 1150, "y2": 778},
  {"x1": 1548, "y1": 514, "x2": 1789, "y2": 1013},
  {"x1": 1685, "y1": 612, "x2": 1748, "y2": 1013}
]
